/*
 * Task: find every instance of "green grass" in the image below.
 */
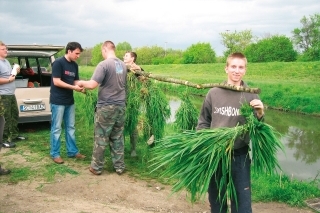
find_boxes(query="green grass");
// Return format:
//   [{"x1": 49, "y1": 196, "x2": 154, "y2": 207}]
[
  {"x1": 252, "y1": 171, "x2": 320, "y2": 207},
  {"x1": 79, "y1": 61, "x2": 320, "y2": 115},
  {"x1": 1, "y1": 61, "x2": 319, "y2": 209},
  {"x1": 75, "y1": 62, "x2": 320, "y2": 208}
]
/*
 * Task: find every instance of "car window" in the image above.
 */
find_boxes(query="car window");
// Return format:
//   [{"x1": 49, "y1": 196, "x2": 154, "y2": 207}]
[
  {"x1": 39, "y1": 58, "x2": 51, "y2": 72},
  {"x1": 28, "y1": 58, "x2": 39, "y2": 74}
]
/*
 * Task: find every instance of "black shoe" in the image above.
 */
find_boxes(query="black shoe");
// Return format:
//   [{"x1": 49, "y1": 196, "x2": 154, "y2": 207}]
[
  {"x1": 0, "y1": 167, "x2": 11, "y2": 175},
  {"x1": 2, "y1": 141, "x2": 16, "y2": 148}
]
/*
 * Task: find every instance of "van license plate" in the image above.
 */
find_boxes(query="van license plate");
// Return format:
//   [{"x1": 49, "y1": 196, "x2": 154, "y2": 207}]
[{"x1": 20, "y1": 104, "x2": 46, "y2": 112}]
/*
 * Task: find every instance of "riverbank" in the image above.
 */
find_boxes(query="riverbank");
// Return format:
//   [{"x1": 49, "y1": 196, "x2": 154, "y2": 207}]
[{"x1": 80, "y1": 61, "x2": 319, "y2": 115}]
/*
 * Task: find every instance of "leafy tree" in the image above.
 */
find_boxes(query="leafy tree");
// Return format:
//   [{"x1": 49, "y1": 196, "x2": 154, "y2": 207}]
[
  {"x1": 90, "y1": 42, "x2": 103, "y2": 66},
  {"x1": 292, "y1": 13, "x2": 320, "y2": 61},
  {"x1": 115, "y1": 41, "x2": 132, "y2": 59},
  {"x1": 55, "y1": 48, "x2": 65, "y2": 58},
  {"x1": 136, "y1": 45, "x2": 164, "y2": 65},
  {"x1": 244, "y1": 35, "x2": 297, "y2": 62},
  {"x1": 292, "y1": 13, "x2": 320, "y2": 52},
  {"x1": 78, "y1": 48, "x2": 93, "y2": 66},
  {"x1": 116, "y1": 41, "x2": 132, "y2": 51},
  {"x1": 296, "y1": 46, "x2": 320, "y2": 61},
  {"x1": 220, "y1": 29, "x2": 255, "y2": 58},
  {"x1": 152, "y1": 49, "x2": 184, "y2": 64},
  {"x1": 182, "y1": 42, "x2": 216, "y2": 64}
]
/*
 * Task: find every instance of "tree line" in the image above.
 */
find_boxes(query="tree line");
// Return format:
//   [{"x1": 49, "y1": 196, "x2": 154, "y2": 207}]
[{"x1": 72, "y1": 13, "x2": 319, "y2": 66}]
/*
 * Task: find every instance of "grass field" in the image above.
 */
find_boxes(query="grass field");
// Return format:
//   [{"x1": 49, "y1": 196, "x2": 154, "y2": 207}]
[
  {"x1": 1, "y1": 61, "x2": 319, "y2": 210},
  {"x1": 79, "y1": 61, "x2": 320, "y2": 115}
]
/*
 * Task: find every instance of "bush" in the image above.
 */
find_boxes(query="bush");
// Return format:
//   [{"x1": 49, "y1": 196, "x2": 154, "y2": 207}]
[
  {"x1": 182, "y1": 42, "x2": 216, "y2": 64},
  {"x1": 245, "y1": 35, "x2": 297, "y2": 62}
]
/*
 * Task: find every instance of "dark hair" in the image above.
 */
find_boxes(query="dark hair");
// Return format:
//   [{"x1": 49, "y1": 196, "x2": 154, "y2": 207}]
[
  {"x1": 125, "y1": 51, "x2": 137, "y2": 62},
  {"x1": 65, "y1": 42, "x2": 83, "y2": 54}
]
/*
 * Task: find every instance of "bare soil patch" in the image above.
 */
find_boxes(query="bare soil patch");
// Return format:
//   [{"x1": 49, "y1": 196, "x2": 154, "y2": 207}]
[{"x1": 0, "y1": 149, "x2": 315, "y2": 213}]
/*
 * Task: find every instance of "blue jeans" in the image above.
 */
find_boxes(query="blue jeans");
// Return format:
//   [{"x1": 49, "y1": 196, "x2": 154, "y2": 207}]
[
  {"x1": 50, "y1": 104, "x2": 79, "y2": 158},
  {"x1": 208, "y1": 154, "x2": 252, "y2": 213}
]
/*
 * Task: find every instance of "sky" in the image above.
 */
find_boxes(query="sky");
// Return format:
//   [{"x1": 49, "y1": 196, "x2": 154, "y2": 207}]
[{"x1": 1, "y1": 0, "x2": 319, "y2": 56}]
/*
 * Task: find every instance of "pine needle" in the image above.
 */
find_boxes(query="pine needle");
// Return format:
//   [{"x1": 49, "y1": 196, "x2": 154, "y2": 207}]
[{"x1": 150, "y1": 103, "x2": 285, "y2": 205}]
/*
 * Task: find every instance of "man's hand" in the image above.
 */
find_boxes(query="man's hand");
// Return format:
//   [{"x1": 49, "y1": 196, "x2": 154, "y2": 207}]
[
  {"x1": 73, "y1": 85, "x2": 84, "y2": 92},
  {"x1": 8, "y1": 75, "x2": 15, "y2": 83},
  {"x1": 250, "y1": 99, "x2": 264, "y2": 119},
  {"x1": 130, "y1": 63, "x2": 141, "y2": 71},
  {"x1": 76, "y1": 80, "x2": 84, "y2": 87}
]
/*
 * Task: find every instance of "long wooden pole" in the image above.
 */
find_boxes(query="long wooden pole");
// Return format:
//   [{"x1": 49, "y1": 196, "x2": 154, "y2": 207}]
[{"x1": 130, "y1": 69, "x2": 261, "y2": 94}]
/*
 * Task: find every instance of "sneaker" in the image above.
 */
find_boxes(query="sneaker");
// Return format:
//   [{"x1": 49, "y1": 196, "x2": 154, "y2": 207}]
[
  {"x1": 0, "y1": 166, "x2": 11, "y2": 175},
  {"x1": 147, "y1": 135, "x2": 154, "y2": 146},
  {"x1": 2, "y1": 141, "x2": 16, "y2": 148},
  {"x1": 115, "y1": 168, "x2": 124, "y2": 175},
  {"x1": 15, "y1": 135, "x2": 27, "y2": 140}
]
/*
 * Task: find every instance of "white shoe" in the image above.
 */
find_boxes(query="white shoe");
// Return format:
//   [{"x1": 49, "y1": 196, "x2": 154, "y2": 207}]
[{"x1": 147, "y1": 135, "x2": 154, "y2": 146}]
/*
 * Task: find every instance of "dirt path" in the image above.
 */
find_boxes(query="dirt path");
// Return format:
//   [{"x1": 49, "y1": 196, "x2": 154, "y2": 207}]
[{"x1": 0, "y1": 154, "x2": 315, "y2": 213}]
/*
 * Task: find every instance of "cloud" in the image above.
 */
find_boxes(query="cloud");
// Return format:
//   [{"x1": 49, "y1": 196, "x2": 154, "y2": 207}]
[{"x1": 0, "y1": 0, "x2": 319, "y2": 55}]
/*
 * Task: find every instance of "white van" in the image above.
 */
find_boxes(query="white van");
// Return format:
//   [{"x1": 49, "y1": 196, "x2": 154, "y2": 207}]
[{"x1": 6, "y1": 45, "x2": 64, "y2": 123}]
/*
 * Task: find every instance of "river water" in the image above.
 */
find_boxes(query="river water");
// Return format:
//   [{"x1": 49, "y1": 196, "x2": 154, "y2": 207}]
[{"x1": 168, "y1": 98, "x2": 320, "y2": 181}]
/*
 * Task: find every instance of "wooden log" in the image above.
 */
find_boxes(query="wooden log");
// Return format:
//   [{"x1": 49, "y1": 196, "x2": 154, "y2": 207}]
[{"x1": 129, "y1": 69, "x2": 261, "y2": 94}]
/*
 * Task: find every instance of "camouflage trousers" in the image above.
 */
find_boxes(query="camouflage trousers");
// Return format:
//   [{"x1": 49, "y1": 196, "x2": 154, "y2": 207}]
[
  {"x1": 0, "y1": 116, "x2": 4, "y2": 149},
  {"x1": 129, "y1": 127, "x2": 138, "y2": 152},
  {"x1": 1, "y1": 95, "x2": 19, "y2": 142},
  {"x1": 91, "y1": 105, "x2": 126, "y2": 173}
]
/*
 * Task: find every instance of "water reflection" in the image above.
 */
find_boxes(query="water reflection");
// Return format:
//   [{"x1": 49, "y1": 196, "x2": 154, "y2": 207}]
[
  {"x1": 168, "y1": 97, "x2": 320, "y2": 181},
  {"x1": 266, "y1": 110, "x2": 320, "y2": 180}
]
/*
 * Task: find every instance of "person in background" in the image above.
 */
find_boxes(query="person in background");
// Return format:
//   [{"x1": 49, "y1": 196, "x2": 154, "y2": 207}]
[
  {"x1": 78, "y1": 41, "x2": 127, "y2": 176},
  {"x1": 123, "y1": 51, "x2": 142, "y2": 157},
  {"x1": 0, "y1": 95, "x2": 11, "y2": 175},
  {"x1": 0, "y1": 41, "x2": 26, "y2": 148},
  {"x1": 50, "y1": 41, "x2": 86, "y2": 164},
  {"x1": 196, "y1": 52, "x2": 264, "y2": 213}
]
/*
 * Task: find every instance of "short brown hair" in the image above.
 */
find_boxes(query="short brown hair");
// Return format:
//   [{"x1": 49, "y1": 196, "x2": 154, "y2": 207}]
[
  {"x1": 226, "y1": 52, "x2": 247, "y2": 67},
  {"x1": 102, "y1": 40, "x2": 115, "y2": 50},
  {"x1": 0, "y1": 41, "x2": 6, "y2": 46}
]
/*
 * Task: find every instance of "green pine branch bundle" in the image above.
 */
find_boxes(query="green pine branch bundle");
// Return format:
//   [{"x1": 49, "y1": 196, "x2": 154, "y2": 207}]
[
  {"x1": 143, "y1": 82, "x2": 171, "y2": 140},
  {"x1": 125, "y1": 73, "x2": 142, "y2": 135},
  {"x1": 149, "y1": 103, "x2": 285, "y2": 205},
  {"x1": 125, "y1": 73, "x2": 171, "y2": 141},
  {"x1": 83, "y1": 89, "x2": 97, "y2": 127},
  {"x1": 174, "y1": 94, "x2": 199, "y2": 131}
]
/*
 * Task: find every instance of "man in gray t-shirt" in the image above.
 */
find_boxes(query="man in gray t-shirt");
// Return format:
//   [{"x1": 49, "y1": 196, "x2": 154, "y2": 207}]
[
  {"x1": 0, "y1": 41, "x2": 25, "y2": 148},
  {"x1": 78, "y1": 40, "x2": 127, "y2": 176}
]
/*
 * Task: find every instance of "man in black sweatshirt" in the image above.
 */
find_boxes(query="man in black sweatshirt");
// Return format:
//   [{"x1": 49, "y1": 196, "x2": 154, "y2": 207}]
[{"x1": 197, "y1": 52, "x2": 264, "y2": 213}]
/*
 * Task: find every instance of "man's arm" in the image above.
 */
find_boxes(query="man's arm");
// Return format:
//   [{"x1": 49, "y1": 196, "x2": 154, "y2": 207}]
[
  {"x1": 52, "y1": 77, "x2": 83, "y2": 92},
  {"x1": 77, "y1": 80, "x2": 99, "y2": 90},
  {"x1": 196, "y1": 99, "x2": 212, "y2": 130},
  {"x1": 0, "y1": 64, "x2": 20, "y2": 85},
  {"x1": 0, "y1": 75, "x2": 15, "y2": 85}
]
